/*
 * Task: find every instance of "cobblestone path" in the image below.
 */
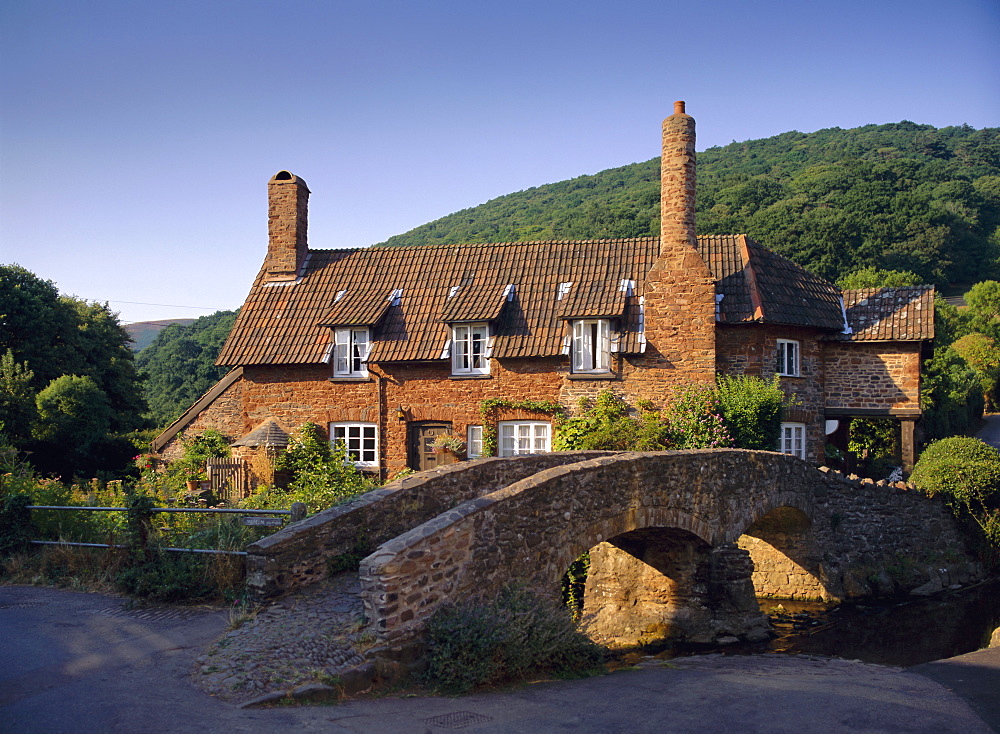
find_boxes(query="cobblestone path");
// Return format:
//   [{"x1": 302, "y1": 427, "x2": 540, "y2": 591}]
[{"x1": 192, "y1": 571, "x2": 371, "y2": 703}]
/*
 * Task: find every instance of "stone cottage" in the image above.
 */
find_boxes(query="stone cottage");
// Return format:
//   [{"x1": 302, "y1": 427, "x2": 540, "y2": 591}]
[{"x1": 152, "y1": 102, "x2": 933, "y2": 483}]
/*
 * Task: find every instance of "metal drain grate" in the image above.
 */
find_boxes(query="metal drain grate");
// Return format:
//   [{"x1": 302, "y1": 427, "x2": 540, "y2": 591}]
[
  {"x1": 91, "y1": 606, "x2": 208, "y2": 623},
  {"x1": 423, "y1": 711, "x2": 492, "y2": 729}
]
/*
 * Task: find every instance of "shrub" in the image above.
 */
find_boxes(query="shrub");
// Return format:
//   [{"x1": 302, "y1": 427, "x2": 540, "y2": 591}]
[
  {"x1": 715, "y1": 375, "x2": 784, "y2": 450},
  {"x1": 269, "y1": 422, "x2": 373, "y2": 514},
  {"x1": 662, "y1": 384, "x2": 732, "y2": 449},
  {"x1": 422, "y1": 585, "x2": 606, "y2": 693},
  {"x1": 910, "y1": 436, "x2": 1000, "y2": 548}
]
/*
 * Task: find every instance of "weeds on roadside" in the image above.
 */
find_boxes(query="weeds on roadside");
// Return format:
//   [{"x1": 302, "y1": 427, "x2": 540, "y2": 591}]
[{"x1": 422, "y1": 585, "x2": 606, "y2": 694}]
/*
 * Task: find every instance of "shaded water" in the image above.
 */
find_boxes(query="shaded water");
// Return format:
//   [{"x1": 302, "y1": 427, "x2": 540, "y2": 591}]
[
  {"x1": 758, "y1": 578, "x2": 1000, "y2": 666},
  {"x1": 646, "y1": 578, "x2": 1000, "y2": 667}
]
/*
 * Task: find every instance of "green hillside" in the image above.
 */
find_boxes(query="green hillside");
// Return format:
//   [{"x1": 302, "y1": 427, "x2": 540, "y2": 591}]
[
  {"x1": 135, "y1": 310, "x2": 237, "y2": 427},
  {"x1": 381, "y1": 122, "x2": 1000, "y2": 289}
]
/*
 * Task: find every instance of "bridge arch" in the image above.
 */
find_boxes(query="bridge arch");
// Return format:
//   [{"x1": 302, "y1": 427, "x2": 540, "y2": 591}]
[{"x1": 360, "y1": 450, "x2": 812, "y2": 644}]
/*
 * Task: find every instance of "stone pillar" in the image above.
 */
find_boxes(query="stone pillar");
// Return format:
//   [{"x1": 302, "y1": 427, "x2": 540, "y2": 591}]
[
  {"x1": 266, "y1": 170, "x2": 310, "y2": 281},
  {"x1": 900, "y1": 418, "x2": 916, "y2": 475}
]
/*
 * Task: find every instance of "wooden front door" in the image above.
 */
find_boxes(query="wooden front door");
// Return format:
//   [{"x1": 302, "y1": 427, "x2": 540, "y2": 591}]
[{"x1": 409, "y1": 422, "x2": 455, "y2": 471}]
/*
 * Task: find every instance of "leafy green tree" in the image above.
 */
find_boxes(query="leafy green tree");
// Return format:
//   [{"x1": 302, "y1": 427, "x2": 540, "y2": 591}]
[
  {"x1": 553, "y1": 391, "x2": 668, "y2": 451},
  {"x1": 951, "y1": 333, "x2": 1000, "y2": 410},
  {"x1": 32, "y1": 375, "x2": 113, "y2": 479},
  {"x1": 836, "y1": 267, "x2": 924, "y2": 289},
  {"x1": 0, "y1": 350, "x2": 36, "y2": 447},
  {"x1": 0, "y1": 265, "x2": 146, "y2": 435},
  {"x1": 920, "y1": 347, "x2": 983, "y2": 441},
  {"x1": 135, "y1": 310, "x2": 237, "y2": 427}
]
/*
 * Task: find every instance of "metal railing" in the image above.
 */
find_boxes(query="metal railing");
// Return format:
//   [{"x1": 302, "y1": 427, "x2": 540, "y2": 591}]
[{"x1": 25, "y1": 502, "x2": 306, "y2": 557}]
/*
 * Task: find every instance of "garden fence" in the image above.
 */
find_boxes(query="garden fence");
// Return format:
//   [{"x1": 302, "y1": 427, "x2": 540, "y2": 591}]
[{"x1": 24, "y1": 502, "x2": 306, "y2": 556}]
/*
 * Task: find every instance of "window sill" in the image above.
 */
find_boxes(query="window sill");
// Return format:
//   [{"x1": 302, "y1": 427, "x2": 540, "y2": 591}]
[
  {"x1": 777, "y1": 374, "x2": 803, "y2": 379},
  {"x1": 566, "y1": 372, "x2": 619, "y2": 381},
  {"x1": 449, "y1": 373, "x2": 492, "y2": 380},
  {"x1": 328, "y1": 376, "x2": 373, "y2": 383}
]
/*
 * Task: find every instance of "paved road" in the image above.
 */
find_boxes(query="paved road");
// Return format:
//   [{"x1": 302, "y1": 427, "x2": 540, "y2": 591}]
[
  {"x1": 2, "y1": 585, "x2": 994, "y2": 733},
  {"x1": 978, "y1": 414, "x2": 1000, "y2": 450}
]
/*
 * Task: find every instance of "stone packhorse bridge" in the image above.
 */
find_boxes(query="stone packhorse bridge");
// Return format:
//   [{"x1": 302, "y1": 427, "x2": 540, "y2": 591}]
[{"x1": 246, "y1": 450, "x2": 983, "y2": 648}]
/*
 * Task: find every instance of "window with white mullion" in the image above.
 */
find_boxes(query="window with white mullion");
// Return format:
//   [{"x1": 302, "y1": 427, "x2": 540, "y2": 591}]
[
  {"x1": 498, "y1": 421, "x2": 550, "y2": 457},
  {"x1": 778, "y1": 422, "x2": 806, "y2": 460},
  {"x1": 776, "y1": 339, "x2": 800, "y2": 377},
  {"x1": 330, "y1": 422, "x2": 378, "y2": 468},
  {"x1": 334, "y1": 328, "x2": 370, "y2": 377},
  {"x1": 451, "y1": 323, "x2": 490, "y2": 375},
  {"x1": 572, "y1": 319, "x2": 611, "y2": 373}
]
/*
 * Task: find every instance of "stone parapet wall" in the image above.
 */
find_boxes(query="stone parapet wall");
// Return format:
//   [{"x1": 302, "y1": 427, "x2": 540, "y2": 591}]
[{"x1": 244, "y1": 451, "x2": 615, "y2": 597}]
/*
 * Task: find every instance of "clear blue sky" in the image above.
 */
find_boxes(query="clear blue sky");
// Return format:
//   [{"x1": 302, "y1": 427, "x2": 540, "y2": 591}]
[{"x1": 1, "y1": 0, "x2": 997, "y2": 324}]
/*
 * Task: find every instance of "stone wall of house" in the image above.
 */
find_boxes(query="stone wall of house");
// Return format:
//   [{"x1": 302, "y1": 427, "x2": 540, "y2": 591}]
[
  {"x1": 358, "y1": 450, "x2": 982, "y2": 645},
  {"x1": 823, "y1": 341, "x2": 921, "y2": 411},
  {"x1": 159, "y1": 377, "x2": 246, "y2": 463},
  {"x1": 716, "y1": 324, "x2": 827, "y2": 463},
  {"x1": 244, "y1": 452, "x2": 615, "y2": 597}
]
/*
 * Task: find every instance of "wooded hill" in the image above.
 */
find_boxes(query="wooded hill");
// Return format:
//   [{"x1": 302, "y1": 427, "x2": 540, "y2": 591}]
[{"x1": 381, "y1": 122, "x2": 1000, "y2": 290}]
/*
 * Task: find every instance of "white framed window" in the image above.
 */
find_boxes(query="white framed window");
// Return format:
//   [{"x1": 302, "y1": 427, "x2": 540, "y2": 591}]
[
  {"x1": 333, "y1": 328, "x2": 370, "y2": 378},
  {"x1": 572, "y1": 319, "x2": 611, "y2": 373},
  {"x1": 778, "y1": 422, "x2": 806, "y2": 460},
  {"x1": 330, "y1": 422, "x2": 378, "y2": 468},
  {"x1": 776, "y1": 339, "x2": 800, "y2": 377},
  {"x1": 452, "y1": 323, "x2": 490, "y2": 375},
  {"x1": 499, "y1": 421, "x2": 550, "y2": 457},
  {"x1": 467, "y1": 425, "x2": 483, "y2": 459}
]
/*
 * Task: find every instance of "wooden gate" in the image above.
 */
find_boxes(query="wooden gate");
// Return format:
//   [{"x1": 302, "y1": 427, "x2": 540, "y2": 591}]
[{"x1": 207, "y1": 458, "x2": 249, "y2": 501}]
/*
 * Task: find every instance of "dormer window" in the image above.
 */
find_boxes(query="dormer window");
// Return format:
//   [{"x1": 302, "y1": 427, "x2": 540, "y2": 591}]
[
  {"x1": 776, "y1": 339, "x2": 800, "y2": 377},
  {"x1": 334, "y1": 327, "x2": 370, "y2": 377},
  {"x1": 452, "y1": 323, "x2": 490, "y2": 375},
  {"x1": 572, "y1": 319, "x2": 611, "y2": 373}
]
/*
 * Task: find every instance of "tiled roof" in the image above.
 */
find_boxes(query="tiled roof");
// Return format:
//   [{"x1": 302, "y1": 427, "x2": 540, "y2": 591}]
[
  {"x1": 217, "y1": 239, "x2": 661, "y2": 366},
  {"x1": 840, "y1": 286, "x2": 935, "y2": 341},
  {"x1": 233, "y1": 418, "x2": 290, "y2": 448},
  {"x1": 698, "y1": 235, "x2": 846, "y2": 331},
  {"x1": 217, "y1": 235, "x2": 886, "y2": 367}
]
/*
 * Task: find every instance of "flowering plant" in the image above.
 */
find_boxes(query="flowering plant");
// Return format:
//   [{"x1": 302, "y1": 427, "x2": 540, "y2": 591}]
[{"x1": 430, "y1": 433, "x2": 466, "y2": 455}]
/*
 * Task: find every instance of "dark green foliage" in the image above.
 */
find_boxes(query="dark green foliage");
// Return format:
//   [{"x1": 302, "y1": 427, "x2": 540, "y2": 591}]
[
  {"x1": 422, "y1": 585, "x2": 606, "y2": 693},
  {"x1": 381, "y1": 123, "x2": 1000, "y2": 290},
  {"x1": 0, "y1": 350, "x2": 37, "y2": 446},
  {"x1": 134, "y1": 310, "x2": 237, "y2": 427},
  {"x1": 920, "y1": 346, "x2": 984, "y2": 441},
  {"x1": 114, "y1": 552, "x2": 217, "y2": 602},
  {"x1": 835, "y1": 267, "x2": 924, "y2": 289},
  {"x1": 553, "y1": 391, "x2": 667, "y2": 451},
  {"x1": 715, "y1": 375, "x2": 784, "y2": 450},
  {"x1": 0, "y1": 264, "x2": 147, "y2": 477},
  {"x1": 910, "y1": 437, "x2": 1000, "y2": 549},
  {"x1": 0, "y1": 494, "x2": 35, "y2": 556},
  {"x1": 561, "y1": 552, "x2": 590, "y2": 619},
  {"x1": 848, "y1": 418, "x2": 899, "y2": 477},
  {"x1": 261, "y1": 422, "x2": 373, "y2": 514}
]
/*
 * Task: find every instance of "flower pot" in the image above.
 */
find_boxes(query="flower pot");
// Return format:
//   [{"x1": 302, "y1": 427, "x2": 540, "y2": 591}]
[{"x1": 186, "y1": 480, "x2": 200, "y2": 491}]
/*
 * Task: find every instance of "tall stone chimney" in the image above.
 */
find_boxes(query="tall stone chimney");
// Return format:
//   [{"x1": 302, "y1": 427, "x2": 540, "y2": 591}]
[
  {"x1": 266, "y1": 171, "x2": 310, "y2": 281},
  {"x1": 634, "y1": 102, "x2": 717, "y2": 389},
  {"x1": 660, "y1": 100, "x2": 698, "y2": 258}
]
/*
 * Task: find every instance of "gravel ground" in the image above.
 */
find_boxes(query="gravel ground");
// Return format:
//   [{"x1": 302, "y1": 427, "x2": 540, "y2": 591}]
[{"x1": 191, "y1": 571, "x2": 372, "y2": 703}]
